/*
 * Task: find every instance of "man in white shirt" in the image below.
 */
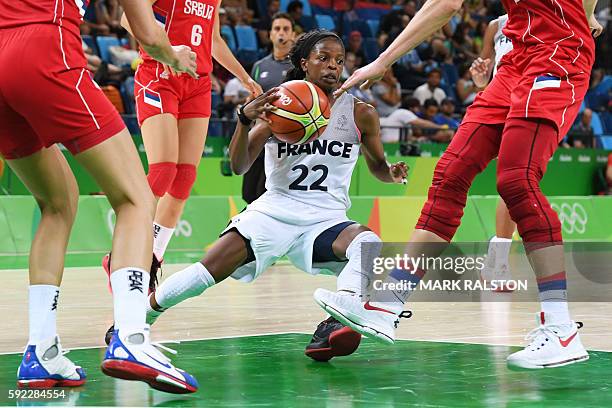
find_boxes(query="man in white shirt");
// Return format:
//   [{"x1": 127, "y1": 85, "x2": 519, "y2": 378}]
[
  {"x1": 413, "y1": 68, "x2": 446, "y2": 104},
  {"x1": 380, "y1": 96, "x2": 449, "y2": 142}
]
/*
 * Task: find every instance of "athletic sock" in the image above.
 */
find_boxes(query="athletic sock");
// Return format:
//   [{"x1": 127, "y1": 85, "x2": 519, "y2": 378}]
[
  {"x1": 28, "y1": 285, "x2": 60, "y2": 344},
  {"x1": 153, "y1": 223, "x2": 175, "y2": 260},
  {"x1": 154, "y1": 262, "x2": 216, "y2": 310},
  {"x1": 371, "y1": 264, "x2": 426, "y2": 315},
  {"x1": 336, "y1": 231, "x2": 382, "y2": 296},
  {"x1": 537, "y1": 271, "x2": 570, "y2": 324},
  {"x1": 111, "y1": 268, "x2": 150, "y2": 330},
  {"x1": 491, "y1": 236, "x2": 512, "y2": 265}
]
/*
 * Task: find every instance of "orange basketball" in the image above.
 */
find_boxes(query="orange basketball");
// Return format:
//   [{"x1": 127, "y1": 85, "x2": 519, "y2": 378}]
[{"x1": 267, "y1": 80, "x2": 331, "y2": 145}]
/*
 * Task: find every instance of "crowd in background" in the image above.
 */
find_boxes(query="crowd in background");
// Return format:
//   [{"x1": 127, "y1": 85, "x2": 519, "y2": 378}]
[{"x1": 81, "y1": 0, "x2": 612, "y2": 148}]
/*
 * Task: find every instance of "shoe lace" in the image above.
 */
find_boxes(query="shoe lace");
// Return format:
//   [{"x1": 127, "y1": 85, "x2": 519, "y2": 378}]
[
  {"x1": 150, "y1": 340, "x2": 179, "y2": 364},
  {"x1": 394, "y1": 310, "x2": 413, "y2": 329}
]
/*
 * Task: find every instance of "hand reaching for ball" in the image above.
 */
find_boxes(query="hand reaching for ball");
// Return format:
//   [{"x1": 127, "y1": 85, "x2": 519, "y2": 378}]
[
  {"x1": 390, "y1": 161, "x2": 408, "y2": 184},
  {"x1": 242, "y1": 87, "x2": 280, "y2": 122}
]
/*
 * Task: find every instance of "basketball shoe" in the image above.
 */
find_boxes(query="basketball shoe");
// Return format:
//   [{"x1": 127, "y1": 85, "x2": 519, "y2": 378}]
[
  {"x1": 507, "y1": 312, "x2": 589, "y2": 369},
  {"x1": 305, "y1": 317, "x2": 362, "y2": 362},
  {"x1": 313, "y1": 289, "x2": 412, "y2": 344},
  {"x1": 480, "y1": 237, "x2": 514, "y2": 292},
  {"x1": 17, "y1": 336, "x2": 86, "y2": 388},
  {"x1": 102, "y1": 326, "x2": 198, "y2": 393}
]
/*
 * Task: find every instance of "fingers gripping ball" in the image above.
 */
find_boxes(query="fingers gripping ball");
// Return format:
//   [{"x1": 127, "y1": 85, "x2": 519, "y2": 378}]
[{"x1": 267, "y1": 80, "x2": 331, "y2": 145}]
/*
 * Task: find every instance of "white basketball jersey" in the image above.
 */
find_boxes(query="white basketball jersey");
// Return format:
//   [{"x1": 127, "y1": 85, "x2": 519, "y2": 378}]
[
  {"x1": 493, "y1": 14, "x2": 513, "y2": 75},
  {"x1": 264, "y1": 92, "x2": 361, "y2": 211}
]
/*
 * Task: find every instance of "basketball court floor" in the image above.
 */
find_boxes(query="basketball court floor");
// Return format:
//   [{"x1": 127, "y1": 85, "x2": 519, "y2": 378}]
[{"x1": 1, "y1": 261, "x2": 611, "y2": 407}]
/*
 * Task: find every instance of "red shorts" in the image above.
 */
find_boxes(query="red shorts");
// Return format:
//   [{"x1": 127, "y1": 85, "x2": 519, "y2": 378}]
[
  {"x1": 463, "y1": 45, "x2": 591, "y2": 139},
  {"x1": 0, "y1": 24, "x2": 125, "y2": 160},
  {"x1": 134, "y1": 62, "x2": 212, "y2": 126}
]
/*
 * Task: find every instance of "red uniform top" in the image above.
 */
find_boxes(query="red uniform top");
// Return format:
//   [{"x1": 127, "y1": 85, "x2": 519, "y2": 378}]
[
  {"x1": 500, "y1": 0, "x2": 595, "y2": 72},
  {"x1": 0, "y1": 0, "x2": 88, "y2": 37},
  {"x1": 143, "y1": 0, "x2": 217, "y2": 75}
]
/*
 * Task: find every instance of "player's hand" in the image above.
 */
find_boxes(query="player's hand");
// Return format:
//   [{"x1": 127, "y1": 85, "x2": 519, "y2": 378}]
[
  {"x1": 588, "y1": 14, "x2": 603, "y2": 38},
  {"x1": 241, "y1": 77, "x2": 264, "y2": 97},
  {"x1": 334, "y1": 59, "x2": 387, "y2": 98},
  {"x1": 242, "y1": 87, "x2": 280, "y2": 122},
  {"x1": 169, "y1": 45, "x2": 198, "y2": 79},
  {"x1": 390, "y1": 161, "x2": 408, "y2": 184},
  {"x1": 469, "y1": 57, "x2": 491, "y2": 88}
]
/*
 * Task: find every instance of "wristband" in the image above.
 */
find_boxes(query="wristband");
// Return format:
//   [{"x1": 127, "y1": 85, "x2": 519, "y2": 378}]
[{"x1": 237, "y1": 105, "x2": 253, "y2": 126}]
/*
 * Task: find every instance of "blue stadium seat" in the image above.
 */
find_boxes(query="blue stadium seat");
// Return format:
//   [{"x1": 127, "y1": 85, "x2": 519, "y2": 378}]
[
  {"x1": 235, "y1": 25, "x2": 259, "y2": 64},
  {"x1": 315, "y1": 15, "x2": 335, "y2": 31},
  {"x1": 96, "y1": 36, "x2": 121, "y2": 62},
  {"x1": 596, "y1": 135, "x2": 612, "y2": 149},
  {"x1": 363, "y1": 38, "x2": 379, "y2": 63},
  {"x1": 221, "y1": 25, "x2": 237, "y2": 53},
  {"x1": 300, "y1": 15, "x2": 317, "y2": 31},
  {"x1": 366, "y1": 19, "x2": 380, "y2": 37},
  {"x1": 591, "y1": 111, "x2": 603, "y2": 136},
  {"x1": 82, "y1": 35, "x2": 97, "y2": 54},
  {"x1": 280, "y1": 0, "x2": 312, "y2": 16},
  {"x1": 601, "y1": 111, "x2": 612, "y2": 133}
]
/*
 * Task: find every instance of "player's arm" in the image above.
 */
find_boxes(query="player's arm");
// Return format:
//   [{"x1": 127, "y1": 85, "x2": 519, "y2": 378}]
[
  {"x1": 337, "y1": 0, "x2": 463, "y2": 93},
  {"x1": 356, "y1": 102, "x2": 408, "y2": 184},
  {"x1": 411, "y1": 118, "x2": 447, "y2": 130},
  {"x1": 583, "y1": 0, "x2": 603, "y2": 37},
  {"x1": 470, "y1": 20, "x2": 497, "y2": 89},
  {"x1": 118, "y1": 0, "x2": 197, "y2": 77},
  {"x1": 229, "y1": 89, "x2": 280, "y2": 175},
  {"x1": 212, "y1": 5, "x2": 263, "y2": 96}
]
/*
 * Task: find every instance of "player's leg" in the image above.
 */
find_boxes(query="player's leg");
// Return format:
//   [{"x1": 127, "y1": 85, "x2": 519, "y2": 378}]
[
  {"x1": 153, "y1": 117, "x2": 209, "y2": 260},
  {"x1": 6, "y1": 146, "x2": 85, "y2": 388},
  {"x1": 146, "y1": 230, "x2": 249, "y2": 324},
  {"x1": 481, "y1": 199, "x2": 516, "y2": 290},
  {"x1": 496, "y1": 118, "x2": 588, "y2": 369},
  {"x1": 315, "y1": 121, "x2": 504, "y2": 343}
]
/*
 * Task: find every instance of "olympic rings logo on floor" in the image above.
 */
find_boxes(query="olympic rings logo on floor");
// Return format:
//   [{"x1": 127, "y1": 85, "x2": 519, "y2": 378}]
[{"x1": 551, "y1": 202, "x2": 588, "y2": 234}]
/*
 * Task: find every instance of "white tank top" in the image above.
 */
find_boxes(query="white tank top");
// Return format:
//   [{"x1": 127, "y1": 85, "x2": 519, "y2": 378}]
[
  {"x1": 264, "y1": 92, "x2": 361, "y2": 211},
  {"x1": 493, "y1": 14, "x2": 513, "y2": 75}
]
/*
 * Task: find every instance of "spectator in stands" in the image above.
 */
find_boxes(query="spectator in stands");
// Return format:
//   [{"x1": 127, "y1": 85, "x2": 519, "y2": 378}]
[
  {"x1": 96, "y1": 0, "x2": 126, "y2": 37},
  {"x1": 451, "y1": 22, "x2": 479, "y2": 63},
  {"x1": 456, "y1": 62, "x2": 478, "y2": 106},
  {"x1": 287, "y1": 1, "x2": 305, "y2": 36},
  {"x1": 434, "y1": 98, "x2": 461, "y2": 129},
  {"x1": 372, "y1": 69, "x2": 402, "y2": 117},
  {"x1": 420, "y1": 98, "x2": 440, "y2": 121},
  {"x1": 223, "y1": 0, "x2": 254, "y2": 25},
  {"x1": 380, "y1": 96, "x2": 450, "y2": 143},
  {"x1": 80, "y1": 0, "x2": 112, "y2": 35},
  {"x1": 564, "y1": 108, "x2": 595, "y2": 148},
  {"x1": 257, "y1": 0, "x2": 281, "y2": 50},
  {"x1": 378, "y1": 1, "x2": 414, "y2": 49},
  {"x1": 347, "y1": 31, "x2": 368, "y2": 67},
  {"x1": 413, "y1": 68, "x2": 446, "y2": 105},
  {"x1": 343, "y1": 52, "x2": 377, "y2": 106},
  {"x1": 223, "y1": 77, "x2": 251, "y2": 117},
  {"x1": 82, "y1": 39, "x2": 125, "y2": 85},
  {"x1": 396, "y1": 47, "x2": 427, "y2": 90},
  {"x1": 243, "y1": 13, "x2": 296, "y2": 204}
]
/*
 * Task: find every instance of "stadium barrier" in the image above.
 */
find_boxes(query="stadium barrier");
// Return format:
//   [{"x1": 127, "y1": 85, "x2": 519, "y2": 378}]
[{"x1": 0, "y1": 195, "x2": 610, "y2": 269}]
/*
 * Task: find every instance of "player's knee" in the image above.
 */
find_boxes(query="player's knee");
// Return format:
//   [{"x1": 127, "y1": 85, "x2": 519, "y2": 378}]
[
  {"x1": 346, "y1": 231, "x2": 382, "y2": 260},
  {"x1": 147, "y1": 162, "x2": 178, "y2": 198},
  {"x1": 431, "y1": 154, "x2": 478, "y2": 195},
  {"x1": 496, "y1": 168, "x2": 533, "y2": 204},
  {"x1": 168, "y1": 163, "x2": 197, "y2": 200},
  {"x1": 36, "y1": 182, "x2": 79, "y2": 224}
]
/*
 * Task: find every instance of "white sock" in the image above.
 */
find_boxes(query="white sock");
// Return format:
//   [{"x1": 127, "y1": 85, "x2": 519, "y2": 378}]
[
  {"x1": 28, "y1": 285, "x2": 60, "y2": 344},
  {"x1": 153, "y1": 223, "x2": 175, "y2": 260},
  {"x1": 154, "y1": 262, "x2": 215, "y2": 309},
  {"x1": 541, "y1": 302, "x2": 571, "y2": 323},
  {"x1": 336, "y1": 231, "x2": 382, "y2": 296},
  {"x1": 111, "y1": 268, "x2": 150, "y2": 331},
  {"x1": 491, "y1": 236, "x2": 512, "y2": 264}
]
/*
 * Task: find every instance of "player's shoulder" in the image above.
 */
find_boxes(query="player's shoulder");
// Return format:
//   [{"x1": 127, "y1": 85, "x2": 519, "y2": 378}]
[{"x1": 353, "y1": 97, "x2": 377, "y2": 119}]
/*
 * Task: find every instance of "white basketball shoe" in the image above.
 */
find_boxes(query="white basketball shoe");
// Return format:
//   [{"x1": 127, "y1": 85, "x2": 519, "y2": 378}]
[
  {"x1": 313, "y1": 289, "x2": 411, "y2": 345},
  {"x1": 480, "y1": 237, "x2": 514, "y2": 292},
  {"x1": 102, "y1": 326, "x2": 198, "y2": 394},
  {"x1": 507, "y1": 312, "x2": 589, "y2": 369}
]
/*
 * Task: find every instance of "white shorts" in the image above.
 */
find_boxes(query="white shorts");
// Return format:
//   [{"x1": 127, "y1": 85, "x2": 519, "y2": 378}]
[{"x1": 221, "y1": 192, "x2": 351, "y2": 282}]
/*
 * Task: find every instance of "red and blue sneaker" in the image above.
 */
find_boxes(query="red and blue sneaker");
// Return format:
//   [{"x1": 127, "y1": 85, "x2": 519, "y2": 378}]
[
  {"x1": 102, "y1": 326, "x2": 198, "y2": 394},
  {"x1": 17, "y1": 336, "x2": 86, "y2": 388}
]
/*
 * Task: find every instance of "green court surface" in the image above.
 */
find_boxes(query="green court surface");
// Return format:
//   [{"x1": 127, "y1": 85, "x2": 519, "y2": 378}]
[{"x1": 0, "y1": 334, "x2": 610, "y2": 407}]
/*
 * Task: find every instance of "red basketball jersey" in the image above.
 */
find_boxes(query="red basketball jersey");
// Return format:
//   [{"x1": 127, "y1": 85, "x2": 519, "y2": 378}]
[
  {"x1": 142, "y1": 0, "x2": 217, "y2": 75},
  {"x1": 0, "y1": 0, "x2": 88, "y2": 37},
  {"x1": 500, "y1": 0, "x2": 594, "y2": 71}
]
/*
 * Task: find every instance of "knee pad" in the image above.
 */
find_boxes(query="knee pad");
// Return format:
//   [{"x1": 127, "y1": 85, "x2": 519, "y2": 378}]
[
  {"x1": 168, "y1": 163, "x2": 197, "y2": 200},
  {"x1": 346, "y1": 231, "x2": 382, "y2": 260},
  {"x1": 147, "y1": 162, "x2": 177, "y2": 198}
]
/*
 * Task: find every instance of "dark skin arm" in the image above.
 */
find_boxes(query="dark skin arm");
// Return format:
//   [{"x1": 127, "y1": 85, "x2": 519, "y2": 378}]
[
  {"x1": 355, "y1": 101, "x2": 408, "y2": 183},
  {"x1": 229, "y1": 88, "x2": 280, "y2": 175}
]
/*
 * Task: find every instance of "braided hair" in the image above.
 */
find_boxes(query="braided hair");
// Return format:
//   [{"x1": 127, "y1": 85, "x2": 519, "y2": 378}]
[{"x1": 285, "y1": 30, "x2": 344, "y2": 81}]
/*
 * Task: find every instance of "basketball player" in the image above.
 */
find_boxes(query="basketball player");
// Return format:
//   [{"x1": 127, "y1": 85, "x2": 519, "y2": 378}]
[
  {"x1": 102, "y1": 0, "x2": 262, "y2": 288},
  {"x1": 0, "y1": 0, "x2": 197, "y2": 392},
  {"x1": 316, "y1": 0, "x2": 603, "y2": 369},
  {"x1": 470, "y1": 14, "x2": 516, "y2": 291},
  {"x1": 0, "y1": 0, "x2": 199, "y2": 392},
  {"x1": 105, "y1": 30, "x2": 408, "y2": 362}
]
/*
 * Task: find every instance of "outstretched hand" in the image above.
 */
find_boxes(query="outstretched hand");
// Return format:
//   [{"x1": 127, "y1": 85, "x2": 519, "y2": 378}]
[
  {"x1": 334, "y1": 60, "x2": 388, "y2": 98},
  {"x1": 242, "y1": 87, "x2": 280, "y2": 123}
]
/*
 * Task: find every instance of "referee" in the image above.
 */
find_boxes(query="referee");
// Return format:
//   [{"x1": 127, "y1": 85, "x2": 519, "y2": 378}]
[{"x1": 242, "y1": 13, "x2": 295, "y2": 203}]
